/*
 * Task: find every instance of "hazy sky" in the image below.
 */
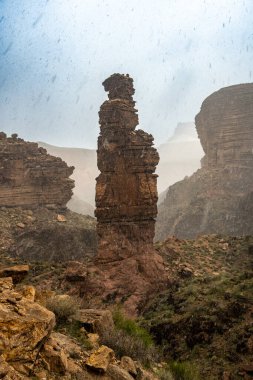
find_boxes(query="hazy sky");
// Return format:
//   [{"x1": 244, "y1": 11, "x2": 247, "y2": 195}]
[{"x1": 1, "y1": 0, "x2": 252, "y2": 148}]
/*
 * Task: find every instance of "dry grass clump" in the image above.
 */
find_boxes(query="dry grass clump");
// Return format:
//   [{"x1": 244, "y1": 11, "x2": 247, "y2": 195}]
[
  {"x1": 46, "y1": 294, "x2": 79, "y2": 322},
  {"x1": 100, "y1": 308, "x2": 159, "y2": 366},
  {"x1": 101, "y1": 327, "x2": 159, "y2": 366}
]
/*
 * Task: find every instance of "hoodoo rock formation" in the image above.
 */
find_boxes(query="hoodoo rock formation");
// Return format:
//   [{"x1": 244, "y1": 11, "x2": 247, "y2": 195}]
[
  {"x1": 0, "y1": 132, "x2": 74, "y2": 209},
  {"x1": 94, "y1": 74, "x2": 166, "y2": 314},
  {"x1": 156, "y1": 83, "x2": 253, "y2": 240}
]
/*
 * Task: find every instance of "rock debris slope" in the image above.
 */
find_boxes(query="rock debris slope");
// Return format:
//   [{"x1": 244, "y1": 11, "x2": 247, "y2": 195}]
[
  {"x1": 0, "y1": 132, "x2": 74, "y2": 209},
  {"x1": 94, "y1": 74, "x2": 167, "y2": 314},
  {"x1": 156, "y1": 83, "x2": 253, "y2": 240}
]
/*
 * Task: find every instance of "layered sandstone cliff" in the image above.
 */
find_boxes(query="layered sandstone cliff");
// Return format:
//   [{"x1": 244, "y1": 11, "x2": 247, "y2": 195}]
[
  {"x1": 0, "y1": 132, "x2": 74, "y2": 209},
  {"x1": 156, "y1": 83, "x2": 253, "y2": 240},
  {"x1": 94, "y1": 74, "x2": 166, "y2": 313},
  {"x1": 196, "y1": 84, "x2": 253, "y2": 169}
]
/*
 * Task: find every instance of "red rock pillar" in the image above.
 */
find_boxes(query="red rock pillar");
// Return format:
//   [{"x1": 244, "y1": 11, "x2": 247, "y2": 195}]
[
  {"x1": 94, "y1": 74, "x2": 166, "y2": 313},
  {"x1": 95, "y1": 73, "x2": 159, "y2": 262}
]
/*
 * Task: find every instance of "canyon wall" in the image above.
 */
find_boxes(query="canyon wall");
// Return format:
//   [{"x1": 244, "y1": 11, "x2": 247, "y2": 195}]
[
  {"x1": 0, "y1": 133, "x2": 74, "y2": 209},
  {"x1": 156, "y1": 83, "x2": 253, "y2": 240}
]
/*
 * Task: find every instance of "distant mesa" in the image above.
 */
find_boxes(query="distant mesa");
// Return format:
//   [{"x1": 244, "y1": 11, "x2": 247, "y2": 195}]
[
  {"x1": 156, "y1": 83, "x2": 253, "y2": 240},
  {"x1": 0, "y1": 132, "x2": 74, "y2": 209},
  {"x1": 38, "y1": 141, "x2": 98, "y2": 216}
]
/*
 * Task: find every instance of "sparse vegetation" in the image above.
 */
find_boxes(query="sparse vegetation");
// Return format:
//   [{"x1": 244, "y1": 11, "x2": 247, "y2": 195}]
[
  {"x1": 46, "y1": 293, "x2": 92, "y2": 350},
  {"x1": 113, "y1": 308, "x2": 154, "y2": 347},
  {"x1": 157, "y1": 368, "x2": 175, "y2": 380},
  {"x1": 156, "y1": 361, "x2": 200, "y2": 380},
  {"x1": 46, "y1": 294, "x2": 79, "y2": 323},
  {"x1": 169, "y1": 361, "x2": 200, "y2": 380},
  {"x1": 57, "y1": 320, "x2": 92, "y2": 351},
  {"x1": 142, "y1": 236, "x2": 253, "y2": 379},
  {"x1": 100, "y1": 308, "x2": 159, "y2": 365}
]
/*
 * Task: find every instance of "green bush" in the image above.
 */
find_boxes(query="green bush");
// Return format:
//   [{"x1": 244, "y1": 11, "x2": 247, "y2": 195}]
[
  {"x1": 100, "y1": 308, "x2": 159, "y2": 365},
  {"x1": 100, "y1": 327, "x2": 159, "y2": 366},
  {"x1": 169, "y1": 361, "x2": 200, "y2": 380},
  {"x1": 113, "y1": 308, "x2": 153, "y2": 347},
  {"x1": 157, "y1": 368, "x2": 175, "y2": 380}
]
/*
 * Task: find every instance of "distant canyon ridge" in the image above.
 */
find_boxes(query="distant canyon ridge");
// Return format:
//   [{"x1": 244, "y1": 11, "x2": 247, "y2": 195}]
[
  {"x1": 1, "y1": 82, "x2": 252, "y2": 241},
  {"x1": 40, "y1": 83, "x2": 253, "y2": 240}
]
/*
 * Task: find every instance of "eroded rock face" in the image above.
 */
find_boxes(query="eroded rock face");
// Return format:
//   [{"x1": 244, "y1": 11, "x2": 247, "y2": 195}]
[
  {"x1": 156, "y1": 83, "x2": 253, "y2": 240},
  {"x1": 0, "y1": 133, "x2": 74, "y2": 209},
  {"x1": 196, "y1": 84, "x2": 253, "y2": 169},
  {"x1": 95, "y1": 74, "x2": 166, "y2": 314}
]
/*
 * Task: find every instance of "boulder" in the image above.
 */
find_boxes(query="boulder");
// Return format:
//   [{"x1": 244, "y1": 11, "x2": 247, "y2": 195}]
[
  {"x1": 0, "y1": 356, "x2": 25, "y2": 379},
  {"x1": 64, "y1": 261, "x2": 87, "y2": 282},
  {"x1": 107, "y1": 364, "x2": 134, "y2": 380},
  {"x1": 42, "y1": 338, "x2": 68, "y2": 375},
  {"x1": 120, "y1": 356, "x2": 137, "y2": 377},
  {"x1": 0, "y1": 277, "x2": 13, "y2": 291},
  {"x1": 0, "y1": 284, "x2": 55, "y2": 363},
  {"x1": 0, "y1": 265, "x2": 29, "y2": 284},
  {"x1": 86, "y1": 345, "x2": 115, "y2": 373},
  {"x1": 49, "y1": 332, "x2": 84, "y2": 359},
  {"x1": 74, "y1": 309, "x2": 114, "y2": 335},
  {"x1": 19, "y1": 285, "x2": 36, "y2": 302}
]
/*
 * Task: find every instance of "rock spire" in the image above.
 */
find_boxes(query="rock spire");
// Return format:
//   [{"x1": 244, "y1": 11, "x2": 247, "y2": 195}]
[{"x1": 94, "y1": 74, "x2": 166, "y2": 314}]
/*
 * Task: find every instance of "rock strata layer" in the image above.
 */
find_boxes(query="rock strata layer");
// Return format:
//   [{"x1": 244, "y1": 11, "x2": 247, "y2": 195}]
[
  {"x1": 95, "y1": 74, "x2": 166, "y2": 314},
  {"x1": 156, "y1": 83, "x2": 253, "y2": 240},
  {"x1": 0, "y1": 133, "x2": 74, "y2": 209}
]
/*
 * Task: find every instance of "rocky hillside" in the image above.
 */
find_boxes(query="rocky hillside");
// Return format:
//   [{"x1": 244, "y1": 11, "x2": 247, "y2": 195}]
[
  {"x1": 0, "y1": 207, "x2": 97, "y2": 265},
  {"x1": 0, "y1": 269, "x2": 165, "y2": 379},
  {"x1": 0, "y1": 205, "x2": 165, "y2": 379},
  {"x1": 156, "y1": 83, "x2": 253, "y2": 240},
  {"x1": 142, "y1": 234, "x2": 253, "y2": 380},
  {"x1": 1, "y1": 214, "x2": 252, "y2": 379}
]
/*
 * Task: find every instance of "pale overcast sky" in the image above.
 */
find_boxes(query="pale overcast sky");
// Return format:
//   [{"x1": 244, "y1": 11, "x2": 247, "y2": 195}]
[{"x1": 0, "y1": 0, "x2": 252, "y2": 148}]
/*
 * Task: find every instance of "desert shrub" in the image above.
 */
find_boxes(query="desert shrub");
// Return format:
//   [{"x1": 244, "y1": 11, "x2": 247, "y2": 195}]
[
  {"x1": 112, "y1": 308, "x2": 153, "y2": 347},
  {"x1": 169, "y1": 361, "x2": 200, "y2": 380},
  {"x1": 157, "y1": 368, "x2": 175, "y2": 380},
  {"x1": 46, "y1": 294, "x2": 79, "y2": 322},
  {"x1": 100, "y1": 327, "x2": 159, "y2": 366},
  {"x1": 99, "y1": 308, "x2": 160, "y2": 365}
]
